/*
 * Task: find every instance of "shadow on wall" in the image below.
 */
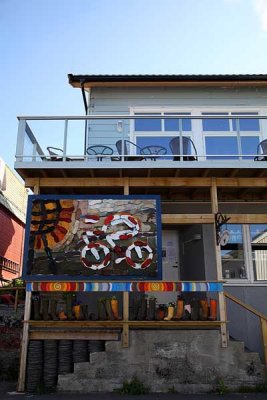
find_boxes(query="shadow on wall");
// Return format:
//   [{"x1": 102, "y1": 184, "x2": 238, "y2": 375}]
[{"x1": 0, "y1": 206, "x2": 16, "y2": 276}]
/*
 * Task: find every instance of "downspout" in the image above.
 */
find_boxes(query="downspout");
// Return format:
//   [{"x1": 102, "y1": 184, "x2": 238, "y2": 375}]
[{"x1": 80, "y1": 80, "x2": 90, "y2": 154}]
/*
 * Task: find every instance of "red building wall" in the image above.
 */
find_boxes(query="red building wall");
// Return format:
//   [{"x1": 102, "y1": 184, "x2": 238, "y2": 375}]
[{"x1": 0, "y1": 205, "x2": 25, "y2": 280}]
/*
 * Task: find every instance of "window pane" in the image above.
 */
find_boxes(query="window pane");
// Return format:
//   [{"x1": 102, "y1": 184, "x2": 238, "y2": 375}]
[
  {"x1": 136, "y1": 136, "x2": 172, "y2": 156},
  {"x1": 134, "y1": 113, "x2": 161, "y2": 131},
  {"x1": 241, "y1": 136, "x2": 259, "y2": 159},
  {"x1": 250, "y1": 225, "x2": 267, "y2": 281},
  {"x1": 205, "y1": 137, "x2": 238, "y2": 159},
  {"x1": 202, "y1": 113, "x2": 230, "y2": 131},
  {"x1": 221, "y1": 224, "x2": 246, "y2": 279},
  {"x1": 164, "y1": 113, "x2": 192, "y2": 131},
  {"x1": 232, "y1": 113, "x2": 260, "y2": 131}
]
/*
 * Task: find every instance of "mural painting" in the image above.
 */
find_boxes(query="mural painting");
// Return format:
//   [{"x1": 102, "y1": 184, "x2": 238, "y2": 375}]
[{"x1": 23, "y1": 195, "x2": 162, "y2": 280}]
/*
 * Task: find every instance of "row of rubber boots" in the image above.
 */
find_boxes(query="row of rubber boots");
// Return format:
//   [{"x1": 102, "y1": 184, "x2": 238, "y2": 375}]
[
  {"x1": 32, "y1": 294, "x2": 88, "y2": 321},
  {"x1": 130, "y1": 295, "x2": 217, "y2": 321},
  {"x1": 97, "y1": 297, "x2": 121, "y2": 320},
  {"x1": 163, "y1": 297, "x2": 217, "y2": 321}
]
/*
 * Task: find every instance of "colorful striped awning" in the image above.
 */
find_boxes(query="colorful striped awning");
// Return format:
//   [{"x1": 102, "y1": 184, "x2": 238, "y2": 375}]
[{"x1": 26, "y1": 281, "x2": 223, "y2": 292}]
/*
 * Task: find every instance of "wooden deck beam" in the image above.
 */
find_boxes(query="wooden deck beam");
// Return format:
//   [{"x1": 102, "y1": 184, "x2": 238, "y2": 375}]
[{"x1": 25, "y1": 177, "x2": 267, "y2": 189}]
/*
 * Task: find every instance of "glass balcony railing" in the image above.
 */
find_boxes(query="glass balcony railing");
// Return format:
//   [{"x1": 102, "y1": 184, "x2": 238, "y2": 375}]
[{"x1": 15, "y1": 115, "x2": 267, "y2": 164}]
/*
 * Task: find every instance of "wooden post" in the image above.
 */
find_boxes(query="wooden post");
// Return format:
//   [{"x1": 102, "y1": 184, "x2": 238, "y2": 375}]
[
  {"x1": 261, "y1": 318, "x2": 267, "y2": 375},
  {"x1": 18, "y1": 182, "x2": 39, "y2": 391},
  {"x1": 210, "y1": 178, "x2": 228, "y2": 348},
  {"x1": 122, "y1": 291, "x2": 129, "y2": 348},
  {"x1": 14, "y1": 288, "x2": 19, "y2": 312},
  {"x1": 122, "y1": 178, "x2": 129, "y2": 347},
  {"x1": 17, "y1": 291, "x2": 32, "y2": 392}
]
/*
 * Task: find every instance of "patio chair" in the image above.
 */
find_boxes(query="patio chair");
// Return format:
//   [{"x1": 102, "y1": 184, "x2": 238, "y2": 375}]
[
  {"x1": 115, "y1": 140, "x2": 144, "y2": 161},
  {"x1": 254, "y1": 139, "x2": 267, "y2": 161},
  {"x1": 169, "y1": 137, "x2": 198, "y2": 161},
  {"x1": 47, "y1": 147, "x2": 71, "y2": 161}
]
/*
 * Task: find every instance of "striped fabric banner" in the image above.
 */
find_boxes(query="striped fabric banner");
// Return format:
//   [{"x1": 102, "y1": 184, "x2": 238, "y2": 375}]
[{"x1": 26, "y1": 281, "x2": 223, "y2": 292}]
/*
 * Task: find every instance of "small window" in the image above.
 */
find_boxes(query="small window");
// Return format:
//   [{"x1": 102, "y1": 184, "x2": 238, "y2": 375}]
[
  {"x1": 205, "y1": 137, "x2": 238, "y2": 159},
  {"x1": 134, "y1": 113, "x2": 161, "y2": 131},
  {"x1": 202, "y1": 113, "x2": 230, "y2": 131},
  {"x1": 232, "y1": 113, "x2": 260, "y2": 131},
  {"x1": 250, "y1": 225, "x2": 267, "y2": 281},
  {"x1": 221, "y1": 224, "x2": 246, "y2": 280},
  {"x1": 164, "y1": 113, "x2": 192, "y2": 131}
]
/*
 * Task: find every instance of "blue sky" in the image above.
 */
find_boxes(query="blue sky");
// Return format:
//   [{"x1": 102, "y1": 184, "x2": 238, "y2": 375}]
[{"x1": 1, "y1": 0, "x2": 267, "y2": 168}]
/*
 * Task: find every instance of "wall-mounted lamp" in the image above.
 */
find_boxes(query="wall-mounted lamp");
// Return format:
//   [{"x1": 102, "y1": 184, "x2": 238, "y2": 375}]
[{"x1": 117, "y1": 120, "x2": 123, "y2": 133}]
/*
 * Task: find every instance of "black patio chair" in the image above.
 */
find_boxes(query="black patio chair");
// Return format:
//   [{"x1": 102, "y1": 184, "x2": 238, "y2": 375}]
[
  {"x1": 86, "y1": 145, "x2": 113, "y2": 161},
  {"x1": 169, "y1": 137, "x2": 198, "y2": 161},
  {"x1": 47, "y1": 147, "x2": 71, "y2": 161},
  {"x1": 254, "y1": 139, "x2": 267, "y2": 161},
  {"x1": 115, "y1": 140, "x2": 144, "y2": 161}
]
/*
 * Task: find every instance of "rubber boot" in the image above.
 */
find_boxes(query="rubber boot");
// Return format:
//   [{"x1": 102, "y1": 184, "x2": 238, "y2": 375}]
[
  {"x1": 32, "y1": 295, "x2": 41, "y2": 320},
  {"x1": 183, "y1": 303, "x2": 191, "y2": 320},
  {"x1": 105, "y1": 298, "x2": 115, "y2": 320},
  {"x1": 147, "y1": 297, "x2": 156, "y2": 320},
  {"x1": 56, "y1": 299, "x2": 67, "y2": 321},
  {"x1": 49, "y1": 296, "x2": 59, "y2": 321},
  {"x1": 209, "y1": 299, "x2": 217, "y2": 321},
  {"x1": 129, "y1": 298, "x2": 140, "y2": 321},
  {"x1": 111, "y1": 298, "x2": 120, "y2": 320},
  {"x1": 73, "y1": 304, "x2": 84, "y2": 321},
  {"x1": 156, "y1": 304, "x2": 166, "y2": 320},
  {"x1": 41, "y1": 297, "x2": 51, "y2": 321},
  {"x1": 97, "y1": 298, "x2": 107, "y2": 320},
  {"x1": 81, "y1": 304, "x2": 89, "y2": 320},
  {"x1": 190, "y1": 299, "x2": 200, "y2": 321},
  {"x1": 137, "y1": 295, "x2": 147, "y2": 320},
  {"x1": 199, "y1": 299, "x2": 209, "y2": 321},
  {"x1": 164, "y1": 305, "x2": 175, "y2": 320},
  {"x1": 65, "y1": 294, "x2": 75, "y2": 320},
  {"x1": 172, "y1": 298, "x2": 184, "y2": 321}
]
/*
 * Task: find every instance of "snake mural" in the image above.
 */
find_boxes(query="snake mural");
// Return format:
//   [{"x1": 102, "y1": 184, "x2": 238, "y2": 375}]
[{"x1": 24, "y1": 196, "x2": 161, "y2": 280}]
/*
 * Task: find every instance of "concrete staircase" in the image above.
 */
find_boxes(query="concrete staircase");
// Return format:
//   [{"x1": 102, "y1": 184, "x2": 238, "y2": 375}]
[{"x1": 57, "y1": 330, "x2": 265, "y2": 393}]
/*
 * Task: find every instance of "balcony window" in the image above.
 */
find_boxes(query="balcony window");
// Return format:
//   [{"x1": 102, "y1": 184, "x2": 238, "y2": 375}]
[
  {"x1": 164, "y1": 113, "x2": 192, "y2": 131},
  {"x1": 232, "y1": 112, "x2": 260, "y2": 131},
  {"x1": 134, "y1": 113, "x2": 161, "y2": 131},
  {"x1": 202, "y1": 112, "x2": 230, "y2": 131}
]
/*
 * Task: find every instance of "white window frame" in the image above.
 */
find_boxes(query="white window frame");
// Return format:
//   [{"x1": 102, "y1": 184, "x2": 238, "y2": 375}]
[
  {"x1": 223, "y1": 224, "x2": 267, "y2": 286},
  {"x1": 129, "y1": 106, "x2": 267, "y2": 160}
]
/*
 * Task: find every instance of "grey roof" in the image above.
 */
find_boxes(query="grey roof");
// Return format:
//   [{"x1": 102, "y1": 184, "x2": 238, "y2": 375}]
[{"x1": 69, "y1": 73, "x2": 267, "y2": 85}]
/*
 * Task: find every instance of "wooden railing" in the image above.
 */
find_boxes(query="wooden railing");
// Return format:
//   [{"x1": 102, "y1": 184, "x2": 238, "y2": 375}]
[
  {"x1": 224, "y1": 291, "x2": 267, "y2": 372},
  {"x1": 0, "y1": 286, "x2": 25, "y2": 311}
]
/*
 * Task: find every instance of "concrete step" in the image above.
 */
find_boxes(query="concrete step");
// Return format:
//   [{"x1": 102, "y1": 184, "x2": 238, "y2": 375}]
[{"x1": 57, "y1": 330, "x2": 265, "y2": 393}]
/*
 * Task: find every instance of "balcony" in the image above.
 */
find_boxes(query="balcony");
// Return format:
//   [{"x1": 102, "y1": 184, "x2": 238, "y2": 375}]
[{"x1": 15, "y1": 114, "x2": 267, "y2": 180}]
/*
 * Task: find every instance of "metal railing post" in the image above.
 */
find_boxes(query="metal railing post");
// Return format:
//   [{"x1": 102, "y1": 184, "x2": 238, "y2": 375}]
[
  {"x1": 16, "y1": 120, "x2": 26, "y2": 162},
  {"x1": 63, "y1": 119, "x2": 68, "y2": 161}
]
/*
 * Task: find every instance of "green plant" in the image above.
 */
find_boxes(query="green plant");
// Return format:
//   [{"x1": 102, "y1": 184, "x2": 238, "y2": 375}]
[
  {"x1": 215, "y1": 378, "x2": 228, "y2": 395},
  {"x1": 167, "y1": 386, "x2": 177, "y2": 393},
  {"x1": 115, "y1": 376, "x2": 149, "y2": 395}
]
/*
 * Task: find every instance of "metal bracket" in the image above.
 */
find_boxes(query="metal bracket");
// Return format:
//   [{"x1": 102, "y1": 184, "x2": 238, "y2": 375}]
[{"x1": 215, "y1": 212, "x2": 231, "y2": 245}]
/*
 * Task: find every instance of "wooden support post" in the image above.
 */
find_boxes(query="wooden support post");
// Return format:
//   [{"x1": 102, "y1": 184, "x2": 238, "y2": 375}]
[
  {"x1": 261, "y1": 318, "x2": 267, "y2": 375},
  {"x1": 14, "y1": 288, "x2": 19, "y2": 312},
  {"x1": 122, "y1": 291, "x2": 129, "y2": 348},
  {"x1": 210, "y1": 178, "x2": 228, "y2": 348},
  {"x1": 122, "y1": 178, "x2": 130, "y2": 346},
  {"x1": 18, "y1": 291, "x2": 32, "y2": 392}
]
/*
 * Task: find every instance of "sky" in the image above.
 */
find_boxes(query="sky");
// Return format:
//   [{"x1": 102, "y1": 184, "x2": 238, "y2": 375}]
[{"x1": 1, "y1": 0, "x2": 267, "y2": 169}]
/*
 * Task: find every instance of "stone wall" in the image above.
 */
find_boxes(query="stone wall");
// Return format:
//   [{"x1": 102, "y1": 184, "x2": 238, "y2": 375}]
[{"x1": 58, "y1": 330, "x2": 265, "y2": 393}]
